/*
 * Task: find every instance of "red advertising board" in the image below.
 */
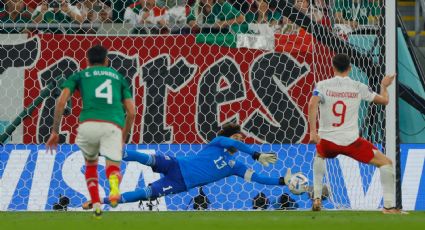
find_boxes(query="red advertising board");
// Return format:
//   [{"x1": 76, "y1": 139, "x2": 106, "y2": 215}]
[{"x1": 22, "y1": 33, "x2": 333, "y2": 144}]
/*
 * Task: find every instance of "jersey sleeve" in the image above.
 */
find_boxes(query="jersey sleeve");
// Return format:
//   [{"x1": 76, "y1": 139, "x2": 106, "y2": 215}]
[
  {"x1": 312, "y1": 82, "x2": 325, "y2": 103},
  {"x1": 60, "y1": 73, "x2": 79, "y2": 94},
  {"x1": 121, "y1": 77, "x2": 133, "y2": 100},
  {"x1": 209, "y1": 136, "x2": 256, "y2": 156},
  {"x1": 232, "y1": 161, "x2": 280, "y2": 185},
  {"x1": 358, "y1": 82, "x2": 377, "y2": 102}
]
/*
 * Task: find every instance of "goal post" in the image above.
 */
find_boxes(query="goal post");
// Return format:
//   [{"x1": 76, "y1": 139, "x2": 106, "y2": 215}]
[
  {"x1": 0, "y1": 0, "x2": 399, "y2": 211},
  {"x1": 384, "y1": 0, "x2": 401, "y2": 209}
]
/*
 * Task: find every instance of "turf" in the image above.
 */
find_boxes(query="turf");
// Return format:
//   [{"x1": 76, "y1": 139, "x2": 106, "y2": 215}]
[{"x1": 0, "y1": 211, "x2": 424, "y2": 230}]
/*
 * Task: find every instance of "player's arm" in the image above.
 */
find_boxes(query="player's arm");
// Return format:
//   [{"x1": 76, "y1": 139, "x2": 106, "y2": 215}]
[
  {"x1": 372, "y1": 74, "x2": 396, "y2": 105},
  {"x1": 46, "y1": 88, "x2": 72, "y2": 153},
  {"x1": 233, "y1": 161, "x2": 292, "y2": 186},
  {"x1": 210, "y1": 136, "x2": 277, "y2": 166},
  {"x1": 120, "y1": 75, "x2": 136, "y2": 143},
  {"x1": 122, "y1": 98, "x2": 136, "y2": 143},
  {"x1": 308, "y1": 89, "x2": 321, "y2": 144},
  {"x1": 210, "y1": 136, "x2": 255, "y2": 155}
]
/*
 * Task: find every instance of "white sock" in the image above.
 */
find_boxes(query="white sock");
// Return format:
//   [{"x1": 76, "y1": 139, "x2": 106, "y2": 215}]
[
  {"x1": 380, "y1": 164, "x2": 395, "y2": 208},
  {"x1": 313, "y1": 156, "x2": 326, "y2": 199}
]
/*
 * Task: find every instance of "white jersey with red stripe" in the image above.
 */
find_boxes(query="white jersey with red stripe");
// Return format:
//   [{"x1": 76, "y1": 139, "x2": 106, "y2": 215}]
[{"x1": 313, "y1": 76, "x2": 377, "y2": 146}]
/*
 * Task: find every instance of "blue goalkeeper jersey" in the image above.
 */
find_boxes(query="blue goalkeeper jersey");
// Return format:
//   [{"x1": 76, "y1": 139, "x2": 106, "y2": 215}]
[{"x1": 177, "y1": 136, "x2": 280, "y2": 189}]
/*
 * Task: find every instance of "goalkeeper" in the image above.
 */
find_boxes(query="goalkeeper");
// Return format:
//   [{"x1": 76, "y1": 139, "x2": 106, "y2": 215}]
[{"x1": 83, "y1": 123, "x2": 296, "y2": 208}]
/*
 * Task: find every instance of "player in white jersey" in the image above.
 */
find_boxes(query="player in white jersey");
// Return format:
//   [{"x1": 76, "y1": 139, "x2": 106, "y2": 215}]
[{"x1": 308, "y1": 54, "x2": 402, "y2": 214}]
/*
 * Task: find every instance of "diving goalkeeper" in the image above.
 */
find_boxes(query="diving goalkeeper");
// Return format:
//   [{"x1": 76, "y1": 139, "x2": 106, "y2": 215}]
[{"x1": 83, "y1": 123, "x2": 297, "y2": 208}]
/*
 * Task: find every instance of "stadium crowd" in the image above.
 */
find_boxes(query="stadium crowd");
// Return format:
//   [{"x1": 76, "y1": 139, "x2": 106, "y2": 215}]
[{"x1": 0, "y1": 0, "x2": 382, "y2": 34}]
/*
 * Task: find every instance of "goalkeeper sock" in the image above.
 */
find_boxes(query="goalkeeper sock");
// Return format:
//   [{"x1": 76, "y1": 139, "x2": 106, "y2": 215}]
[
  {"x1": 313, "y1": 156, "x2": 326, "y2": 200},
  {"x1": 103, "y1": 187, "x2": 152, "y2": 204},
  {"x1": 380, "y1": 164, "x2": 395, "y2": 208},
  {"x1": 85, "y1": 164, "x2": 100, "y2": 204},
  {"x1": 123, "y1": 150, "x2": 155, "y2": 166}
]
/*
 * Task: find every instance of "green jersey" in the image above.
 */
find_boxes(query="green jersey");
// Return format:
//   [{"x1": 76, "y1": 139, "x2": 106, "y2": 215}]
[
  {"x1": 186, "y1": 2, "x2": 241, "y2": 33},
  {"x1": 334, "y1": 0, "x2": 380, "y2": 25},
  {"x1": 61, "y1": 66, "x2": 132, "y2": 128}
]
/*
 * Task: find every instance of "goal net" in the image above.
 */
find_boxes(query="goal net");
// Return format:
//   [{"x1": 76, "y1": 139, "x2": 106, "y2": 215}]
[{"x1": 0, "y1": 0, "x2": 394, "y2": 211}]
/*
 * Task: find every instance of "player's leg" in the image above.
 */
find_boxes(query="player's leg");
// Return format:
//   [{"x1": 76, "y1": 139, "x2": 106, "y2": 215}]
[
  {"x1": 124, "y1": 150, "x2": 174, "y2": 174},
  {"x1": 312, "y1": 139, "x2": 339, "y2": 211},
  {"x1": 123, "y1": 150, "x2": 155, "y2": 166},
  {"x1": 101, "y1": 160, "x2": 187, "y2": 206},
  {"x1": 368, "y1": 150, "x2": 398, "y2": 213},
  {"x1": 101, "y1": 176, "x2": 187, "y2": 205},
  {"x1": 313, "y1": 155, "x2": 326, "y2": 211},
  {"x1": 105, "y1": 160, "x2": 121, "y2": 208},
  {"x1": 76, "y1": 122, "x2": 102, "y2": 218},
  {"x1": 84, "y1": 159, "x2": 102, "y2": 218},
  {"x1": 100, "y1": 123, "x2": 124, "y2": 208},
  {"x1": 342, "y1": 138, "x2": 401, "y2": 214}
]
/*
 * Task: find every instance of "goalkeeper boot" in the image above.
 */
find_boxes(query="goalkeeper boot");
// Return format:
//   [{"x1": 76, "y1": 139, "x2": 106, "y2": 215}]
[
  {"x1": 108, "y1": 174, "x2": 121, "y2": 208},
  {"x1": 82, "y1": 200, "x2": 93, "y2": 210},
  {"x1": 312, "y1": 198, "x2": 322, "y2": 211},
  {"x1": 92, "y1": 203, "x2": 102, "y2": 219}
]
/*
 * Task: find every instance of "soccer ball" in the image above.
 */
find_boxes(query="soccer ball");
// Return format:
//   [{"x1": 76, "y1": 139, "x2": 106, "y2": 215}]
[{"x1": 288, "y1": 173, "x2": 309, "y2": 195}]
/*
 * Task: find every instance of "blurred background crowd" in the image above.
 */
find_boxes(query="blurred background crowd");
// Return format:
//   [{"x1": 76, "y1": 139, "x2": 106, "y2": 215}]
[{"x1": 0, "y1": 0, "x2": 382, "y2": 34}]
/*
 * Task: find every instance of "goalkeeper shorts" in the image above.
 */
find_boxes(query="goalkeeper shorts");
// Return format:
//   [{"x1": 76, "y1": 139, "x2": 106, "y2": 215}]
[
  {"x1": 316, "y1": 137, "x2": 377, "y2": 163},
  {"x1": 149, "y1": 155, "x2": 187, "y2": 198},
  {"x1": 76, "y1": 121, "x2": 123, "y2": 162}
]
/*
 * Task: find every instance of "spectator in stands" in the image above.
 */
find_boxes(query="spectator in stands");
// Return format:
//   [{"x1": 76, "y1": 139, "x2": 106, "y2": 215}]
[
  {"x1": 241, "y1": 0, "x2": 281, "y2": 35},
  {"x1": 245, "y1": 0, "x2": 281, "y2": 26},
  {"x1": 157, "y1": 0, "x2": 186, "y2": 9},
  {"x1": 294, "y1": 0, "x2": 324, "y2": 23},
  {"x1": 333, "y1": 0, "x2": 381, "y2": 29},
  {"x1": 186, "y1": 0, "x2": 245, "y2": 34},
  {"x1": 162, "y1": 1, "x2": 191, "y2": 34},
  {"x1": 281, "y1": 0, "x2": 325, "y2": 34},
  {"x1": 77, "y1": 0, "x2": 112, "y2": 23},
  {"x1": 0, "y1": 0, "x2": 32, "y2": 33},
  {"x1": 32, "y1": 0, "x2": 84, "y2": 33},
  {"x1": 312, "y1": 0, "x2": 331, "y2": 27},
  {"x1": 124, "y1": 0, "x2": 168, "y2": 34},
  {"x1": 228, "y1": 0, "x2": 251, "y2": 14},
  {"x1": 25, "y1": 0, "x2": 42, "y2": 12}
]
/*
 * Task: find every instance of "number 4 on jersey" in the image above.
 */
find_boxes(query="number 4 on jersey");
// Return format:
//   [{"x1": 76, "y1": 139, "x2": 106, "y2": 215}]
[{"x1": 95, "y1": 79, "x2": 113, "y2": 104}]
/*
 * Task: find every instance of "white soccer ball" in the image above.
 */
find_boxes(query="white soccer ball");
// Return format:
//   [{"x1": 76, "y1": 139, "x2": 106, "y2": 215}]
[{"x1": 288, "y1": 173, "x2": 309, "y2": 195}]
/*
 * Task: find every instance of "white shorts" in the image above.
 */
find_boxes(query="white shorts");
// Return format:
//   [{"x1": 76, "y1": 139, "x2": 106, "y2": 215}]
[{"x1": 76, "y1": 121, "x2": 123, "y2": 162}]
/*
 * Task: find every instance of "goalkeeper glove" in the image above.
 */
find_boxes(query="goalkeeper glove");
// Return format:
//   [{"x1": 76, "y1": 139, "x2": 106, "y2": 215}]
[
  {"x1": 278, "y1": 168, "x2": 293, "y2": 185},
  {"x1": 252, "y1": 152, "x2": 277, "y2": 167}
]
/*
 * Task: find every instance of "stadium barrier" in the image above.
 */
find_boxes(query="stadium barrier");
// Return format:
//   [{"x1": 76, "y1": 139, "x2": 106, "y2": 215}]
[{"x1": 1, "y1": 144, "x2": 424, "y2": 211}]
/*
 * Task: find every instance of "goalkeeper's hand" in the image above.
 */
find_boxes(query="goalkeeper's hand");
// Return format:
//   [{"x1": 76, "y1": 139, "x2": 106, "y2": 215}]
[
  {"x1": 252, "y1": 152, "x2": 277, "y2": 167},
  {"x1": 282, "y1": 168, "x2": 308, "y2": 194},
  {"x1": 283, "y1": 168, "x2": 293, "y2": 185}
]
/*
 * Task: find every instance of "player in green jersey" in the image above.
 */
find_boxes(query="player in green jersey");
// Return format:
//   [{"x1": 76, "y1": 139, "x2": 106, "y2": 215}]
[{"x1": 46, "y1": 45, "x2": 136, "y2": 218}]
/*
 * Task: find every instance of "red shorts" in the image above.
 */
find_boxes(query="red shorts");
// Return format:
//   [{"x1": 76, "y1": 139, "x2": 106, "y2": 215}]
[{"x1": 316, "y1": 138, "x2": 377, "y2": 163}]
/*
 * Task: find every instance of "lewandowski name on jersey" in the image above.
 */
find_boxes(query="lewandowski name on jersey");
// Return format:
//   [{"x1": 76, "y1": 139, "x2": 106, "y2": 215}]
[{"x1": 326, "y1": 90, "x2": 359, "y2": 99}]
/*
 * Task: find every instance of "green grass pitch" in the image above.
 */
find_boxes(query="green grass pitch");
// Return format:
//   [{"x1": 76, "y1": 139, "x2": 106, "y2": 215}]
[{"x1": 1, "y1": 211, "x2": 424, "y2": 230}]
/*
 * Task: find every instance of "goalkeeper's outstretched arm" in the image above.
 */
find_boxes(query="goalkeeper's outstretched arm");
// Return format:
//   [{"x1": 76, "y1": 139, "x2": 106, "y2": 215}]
[
  {"x1": 209, "y1": 136, "x2": 257, "y2": 155},
  {"x1": 233, "y1": 161, "x2": 287, "y2": 186},
  {"x1": 209, "y1": 136, "x2": 277, "y2": 166}
]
